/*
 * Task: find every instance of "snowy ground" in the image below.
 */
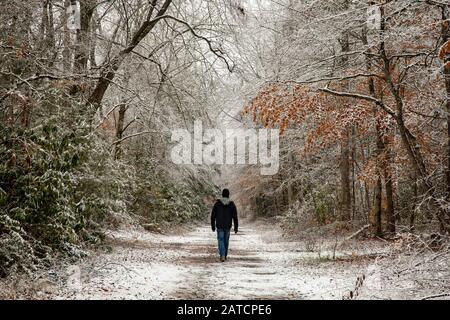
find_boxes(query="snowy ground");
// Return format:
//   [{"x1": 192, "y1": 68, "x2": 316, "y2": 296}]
[
  {"x1": 2, "y1": 219, "x2": 449, "y2": 300},
  {"x1": 42, "y1": 221, "x2": 389, "y2": 300}
]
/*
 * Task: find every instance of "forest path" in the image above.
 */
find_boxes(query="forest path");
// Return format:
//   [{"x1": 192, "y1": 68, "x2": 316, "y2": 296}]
[{"x1": 54, "y1": 220, "x2": 369, "y2": 300}]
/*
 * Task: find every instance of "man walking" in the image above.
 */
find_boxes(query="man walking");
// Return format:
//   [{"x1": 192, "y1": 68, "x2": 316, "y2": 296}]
[{"x1": 211, "y1": 189, "x2": 238, "y2": 262}]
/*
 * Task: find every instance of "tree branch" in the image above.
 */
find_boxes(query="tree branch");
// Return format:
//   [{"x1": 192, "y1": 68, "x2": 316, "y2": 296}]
[
  {"x1": 147, "y1": 14, "x2": 234, "y2": 72},
  {"x1": 420, "y1": 292, "x2": 450, "y2": 300},
  {"x1": 281, "y1": 73, "x2": 385, "y2": 85},
  {"x1": 319, "y1": 87, "x2": 397, "y2": 118},
  {"x1": 87, "y1": 0, "x2": 173, "y2": 108},
  {"x1": 111, "y1": 130, "x2": 162, "y2": 145}
]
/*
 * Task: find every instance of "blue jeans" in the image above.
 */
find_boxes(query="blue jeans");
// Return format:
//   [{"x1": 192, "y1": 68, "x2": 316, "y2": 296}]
[{"x1": 217, "y1": 228, "x2": 231, "y2": 257}]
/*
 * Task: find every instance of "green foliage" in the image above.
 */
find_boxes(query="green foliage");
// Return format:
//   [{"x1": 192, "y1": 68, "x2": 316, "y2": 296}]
[
  {"x1": 152, "y1": 182, "x2": 206, "y2": 223},
  {"x1": 0, "y1": 102, "x2": 216, "y2": 276},
  {"x1": 0, "y1": 102, "x2": 126, "y2": 276},
  {"x1": 0, "y1": 116, "x2": 81, "y2": 274},
  {"x1": 131, "y1": 169, "x2": 215, "y2": 225},
  {"x1": 74, "y1": 138, "x2": 134, "y2": 234},
  {"x1": 0, "y1": 214, "x2": 38, "y2": 277}
]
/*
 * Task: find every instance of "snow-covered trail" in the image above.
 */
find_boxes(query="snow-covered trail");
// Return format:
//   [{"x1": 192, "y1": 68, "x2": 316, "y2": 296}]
[{"x1": 54, "y1": 221, "x2": 369, "y2": 300}]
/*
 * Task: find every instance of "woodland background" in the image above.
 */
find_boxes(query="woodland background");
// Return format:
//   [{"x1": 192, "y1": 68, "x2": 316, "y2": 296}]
[{"x1": 1, "y1": 0, "x2": 450, "y2": 282}]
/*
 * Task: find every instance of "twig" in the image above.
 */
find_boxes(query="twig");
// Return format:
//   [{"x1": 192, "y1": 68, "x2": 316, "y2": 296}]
[
  {"x1": 147, "y1": 14, "x2": 234, "y2": 72},
  {"x1": 420, "y1": 292, "x2": 450, "y2": 300},
  {"x1": 344, "y1": 224, "x2": 370, "y2": 242}
]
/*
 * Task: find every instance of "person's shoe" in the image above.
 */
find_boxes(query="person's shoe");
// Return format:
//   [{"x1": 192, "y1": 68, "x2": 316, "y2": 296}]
[
  {"x1": 220, "y1": 256, "x2": 225, "y2": 262},
  {"x1": 225, "y1": 256, "x2": 227, "y2": 261}
]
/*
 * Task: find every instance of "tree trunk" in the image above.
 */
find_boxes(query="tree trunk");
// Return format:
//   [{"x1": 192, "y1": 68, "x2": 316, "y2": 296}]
[
  {"x1": 114, "y1": 104, "x2": 127, "y2": 159},
  {"x1": 373, "y1": 177, "x2": 383, "y2": 237},
  {"x1": 62, "y1": 0, "x2": 71, "y2": 72},
  {"x1": 89, "y1": 7, "x2": 99, "y2": 68},
  {"x1": 340, "y1": 128, "x2": 352, "y2": 220},
  {"x1": 441, "y1": 7, "x2": 450, "y2": 200},
  {"x1": 39, "y1": 0, "x2": 49, "y2": 50},
  {"x1": 74, "y1": 0, "x2": 94, "y2": 72},
  {"x1": 287, "y1": 181, "x2": 293, "y2": 207},
  {"x1": 339, "y1": 2, "x2": 352, "y2": 221},
  {"x1": 47, "y1": 0, "x2": 55, "y2": 60},
  {"x1": 375, "y1": 119, "x2": 386, "y2": 235},
  {"x1": 287, "y1": 151, "x2": 294, "y2": 206},
  {"x1": 410, "y1": 171, "x2": 418, "y2": 231},
  {"x1": 359, "y1": 141, "x2": 371, "y2": 213},
  {"x1": 351, "y1": 125, "x2": 357, "y2": 219},
  {"x1": 384, "y1": 143, "x2": 396, "y2": 233},
  {"x1": 362, "y1": 22, "x2": 384, "y2": 235}
]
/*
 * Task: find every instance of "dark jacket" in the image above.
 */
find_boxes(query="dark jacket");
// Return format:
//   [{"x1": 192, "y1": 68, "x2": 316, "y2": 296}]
[{"x1": 211, "y1": 198, "x2": 238, "y2": 233}]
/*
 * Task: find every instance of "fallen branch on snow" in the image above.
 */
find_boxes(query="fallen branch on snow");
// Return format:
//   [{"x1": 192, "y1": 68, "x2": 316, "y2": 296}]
[{"x1": 420, "y1": 292, "x2": 450, "y2": 300}]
